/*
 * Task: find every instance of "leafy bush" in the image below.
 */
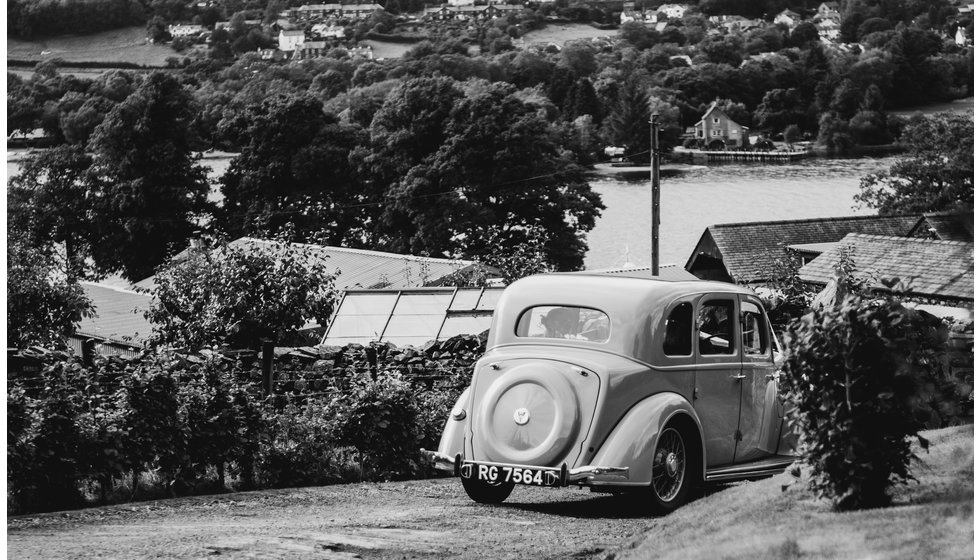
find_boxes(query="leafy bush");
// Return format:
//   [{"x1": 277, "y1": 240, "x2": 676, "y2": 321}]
[{"x1": 781, "y1": 293, "x2": 948, "y2": 510}]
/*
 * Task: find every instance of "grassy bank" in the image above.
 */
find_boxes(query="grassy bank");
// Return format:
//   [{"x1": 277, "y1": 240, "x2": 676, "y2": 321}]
[
  {"x1": 617, "y1": 424, "x2": 974, "y2": 560},
  {"x1": 7, "y1": 26, "x2": 173, "y2": 67}
]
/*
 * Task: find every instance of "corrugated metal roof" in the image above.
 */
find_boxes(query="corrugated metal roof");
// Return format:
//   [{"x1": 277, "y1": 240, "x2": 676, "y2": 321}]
[
  {"x1": 75, "y1": 283, "x2": 155, "y2": 347},
  {"x1": 580, "y1": 264, "x2": 700, "y2": 281},
  {"x1": 691, "y1": 214, "x2": 921, "y2": 284},
  {"x1": 798, "y1": 234, "x2": 974, "y2": 301},
  {"x1": 225, "y1": 238, "x2": 485, "y2": 290}
]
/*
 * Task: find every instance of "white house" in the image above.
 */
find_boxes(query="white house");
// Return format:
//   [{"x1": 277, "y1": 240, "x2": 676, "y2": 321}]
[
  {"x1": 278, "y1": 29, "x2": 306, "y2": 51},
  {"x1": 311, "y1": 23, "x2": 346, "y2": 38},
  {"x1": 774, "y1": 9, "x2": 802, "y2": 29},
  {"x1": 657, "y1": 3, "x2": 687, "y2": 19}
]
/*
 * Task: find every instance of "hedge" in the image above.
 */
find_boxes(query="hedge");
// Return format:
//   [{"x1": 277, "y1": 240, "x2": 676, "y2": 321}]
[{"x1": 6, "y1": 334, "x2": 484, "y2": 514}]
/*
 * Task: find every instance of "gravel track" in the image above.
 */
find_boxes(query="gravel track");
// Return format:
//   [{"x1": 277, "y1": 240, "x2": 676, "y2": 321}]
[{"x1": 7, "y1": 478, "x2": 669, "y2": 559}]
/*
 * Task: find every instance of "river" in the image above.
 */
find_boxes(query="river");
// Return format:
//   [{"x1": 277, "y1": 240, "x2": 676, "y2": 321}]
[{"x1": 7, "y1": 152, "x2": 895, "y2": 270}]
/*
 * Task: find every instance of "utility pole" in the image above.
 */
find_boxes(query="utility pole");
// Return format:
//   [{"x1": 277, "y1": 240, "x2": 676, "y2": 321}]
[{"x1": 650, "y1": 112, "x2": 660, "y2": 276}]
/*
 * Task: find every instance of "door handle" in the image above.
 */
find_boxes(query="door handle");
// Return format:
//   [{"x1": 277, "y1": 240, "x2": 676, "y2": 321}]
[{"x1": 731, "y1": 374, "x2": 746, "y2": 380}]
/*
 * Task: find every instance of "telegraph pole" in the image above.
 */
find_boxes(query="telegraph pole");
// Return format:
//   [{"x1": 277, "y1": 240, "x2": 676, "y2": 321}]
[{"x1": 650, "y1": 112, "x2": 660, "y2": 276}]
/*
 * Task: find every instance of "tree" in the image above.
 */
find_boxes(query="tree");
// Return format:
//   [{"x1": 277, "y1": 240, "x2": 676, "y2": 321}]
[
  {"x1": 856, "y1": 113, "x2": 973, "y2": 215},
  {"x1": 8, "y1": 145, "x2": 96, "y2": 280},
  {"x1": 86, "y1": 72, "x2": 211, "y2": 281},
  {"x1": 601, "y1": 76, "x2": 651, "y2": 162},
  {"x1": 7, "y1": 231, "x2": 93, "y2": 349},
  {"x1": 753, "y1": 88, "x2": 805, "y2": 132},
  {"x1": 783, "y1": 124, "x2": 801, "y2": 146},
  {"x1": 376, "y1": 81, "x2": 604, "y2": 271},
  {"x1": 146, "y1": 237, "x2": 338, "y2": 349},
  {"x1": 219, "y1": 93, "x2": 368, "y2": 245}
]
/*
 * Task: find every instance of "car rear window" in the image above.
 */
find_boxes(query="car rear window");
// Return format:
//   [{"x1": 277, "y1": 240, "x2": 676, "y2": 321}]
[{"x1": 516, "y1": 306, "x2": 610, "y2": 342}]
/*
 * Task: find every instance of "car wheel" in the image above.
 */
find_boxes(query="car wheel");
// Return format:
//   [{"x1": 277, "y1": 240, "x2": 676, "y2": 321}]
[
  {"x1": 649, "y1": 426, "x2": 692, "y2": 514},
  {"x1": 460, "y1": 476, "x2": 515, "y2": 504}
]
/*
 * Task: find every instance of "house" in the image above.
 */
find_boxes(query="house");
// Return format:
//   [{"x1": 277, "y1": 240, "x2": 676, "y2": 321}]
[
  {"x1": 278, "y1": 29, "x2": 306, "y2": 51},
  {"x1": 692, "y1": 101, "x2": 750, "y2": 150},
  {"x1": 258, "y1": 48, "x2": 287, "y2": 61},
  {"x1": 311, "y1": 23, "x2": 346, "y2": 38},
  {"x1": 341, "y1": 3, "x2": 384, "y2": 18},
  {"x1": 774, "y1": 9, "x2": 802, "y2": 29},
  {"x1": 448, "y1": 0, "x2": 476, "y2": 6},
  {"x1": 815, "y1": 17, "x2": 841, "y2": 40},
  {"x1": 817, "y1": 1, "x2": 840, "y2": 19},
  {"x1": 657, "y1": 3, "x2": 688, "y2": 19},
  {"x1": 684, "y1": 214, "x2": 923, "y2": 285},
  {"x1": 321, "y1": 286, "x2": 504, "y2": 347},
  {"x1": 798, "y1": 234, "x2": 974, "y2": 315},
  {"x1": 168, "y1": 24, "x2": 206, "y2": 38},
  {"x1": 349, "y1": 45, "x2": 374, "y2": 58},
  {"x1": 214, "y1": 19, "x2": 263, "y2": 31},
  {"x1": 908, "y1": 210, "x2": 974, "y2": 242},
  {"x1": 294, "y1": 40, "x2": 328, "y2": 59},
  {"x1": 70, "y1": 283, "x2": 155, "y2": 357}
]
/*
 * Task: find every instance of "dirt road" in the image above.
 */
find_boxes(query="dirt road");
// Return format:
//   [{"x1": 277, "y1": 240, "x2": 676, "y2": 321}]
[{"x1": 7, "y1": 478, "x2": 670, "y2": 559}]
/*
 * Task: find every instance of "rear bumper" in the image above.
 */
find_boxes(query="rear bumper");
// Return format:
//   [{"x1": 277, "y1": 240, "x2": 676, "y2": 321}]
[{"x1": 420, "y1": 449, "x2": 629, "y2": 485}]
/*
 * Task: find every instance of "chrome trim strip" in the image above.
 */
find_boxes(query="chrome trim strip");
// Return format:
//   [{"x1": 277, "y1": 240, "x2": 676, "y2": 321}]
[{"x1": 704, "y1": 458, "x2": 795, "y2": 482}]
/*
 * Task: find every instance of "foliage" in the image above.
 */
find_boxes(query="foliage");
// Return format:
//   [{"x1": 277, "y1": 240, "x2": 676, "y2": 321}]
[
  {"x1": 218, "y1": 93, "x2": 368, "y2": 244},
  {"x1": 6, "y1": 334, "x2": 487, "y2": 514},
  {"x1": 7, "y1": 145, "x2": 96, "y2": 280},
  {"x1": 781, "y1": 292, "x2": 948, "y2": 510},
  {"x1": 6, "y1": 232, "x2": 93, "y2": 349},
  {"x1": 147, "y1": 236, "x2": 338, "y2": 350},
  {"x1": 855, "y1": 112, "x2": 973, "y2": 214},
  {"x1": 329, "y1": 373, "x2": 423, "y2": 479},
  {"x1": 86, "y1": 71, "x2": 211, "y2": 281}
]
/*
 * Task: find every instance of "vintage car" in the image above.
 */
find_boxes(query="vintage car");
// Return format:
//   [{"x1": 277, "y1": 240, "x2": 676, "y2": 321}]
[{"x1": 422, "y1": 274, "x2": 797, "y2": 513}]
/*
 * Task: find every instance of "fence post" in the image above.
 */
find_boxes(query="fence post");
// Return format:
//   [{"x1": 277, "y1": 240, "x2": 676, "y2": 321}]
[
  {"x1": 82, "y1": 339, "x2": 96, "y2": 368},
  {"x1": 262, "y1": 339, "x2": 275, "y2": 396}
]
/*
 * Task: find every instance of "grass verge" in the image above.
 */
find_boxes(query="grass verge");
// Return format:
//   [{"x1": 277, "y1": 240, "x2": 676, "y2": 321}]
[{"x1": 615, "y1": 424, "x2": 974, "y2": 560}]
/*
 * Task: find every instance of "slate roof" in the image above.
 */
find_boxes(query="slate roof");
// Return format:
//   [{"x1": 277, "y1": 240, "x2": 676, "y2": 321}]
[
  {"x1": 798, "y1": 234, "x2": 974, "y2": 301},
  {"x1": 910, "y1": 210, "x2": 974, "y2": 242},
  {"x1": 75, "y1": 283, "x2": 155, "y2": 348},
  {"x1": 687, "y1": 214, "x2": 922, "y2": 283}
]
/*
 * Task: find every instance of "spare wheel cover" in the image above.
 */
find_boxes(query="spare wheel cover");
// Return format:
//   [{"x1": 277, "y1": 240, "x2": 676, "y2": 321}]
[{"x1": 478, "y1": 363, "x2": 580, "y2": 464}]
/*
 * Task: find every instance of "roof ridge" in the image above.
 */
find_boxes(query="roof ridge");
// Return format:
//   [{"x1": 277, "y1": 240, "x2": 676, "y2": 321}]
[
  {"x1": 841, "y1": 233, "x2": 975, "y2": 246},
  {"x1": 237, "y1": 237, "x2": 474, "y2": 265},
  {"x1": 710, "y1": 214, "x2": 918, "y2": 229},
  {"x1": 80, "y1": 281, "x2": 153, "y2": 297}
]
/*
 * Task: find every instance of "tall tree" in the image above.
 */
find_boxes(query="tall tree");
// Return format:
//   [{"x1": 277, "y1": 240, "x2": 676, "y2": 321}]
[
  {"x1": 86, "y1": 72, "x2": 210, "y2": 281},
  {"x1": 601, "y1": 76, "x2": 651, "y2": 163},
  {"x1": 220, "y1": 93, "x2": 367, "y2": 245},
  {"x1": 378, "y1": 82, "x2": 604, "y2": 270},
  {"x1": 856, "y1": 113, "x2": 973, "y2": 214}
]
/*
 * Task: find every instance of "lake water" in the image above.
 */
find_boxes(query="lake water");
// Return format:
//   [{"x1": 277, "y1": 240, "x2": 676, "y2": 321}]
[
  {"x1": 7, "y1": 152, "x2": 895, "y2": 270},
  {"x1": 585, "y1": 157, "x2": 894, "y2": 270}
]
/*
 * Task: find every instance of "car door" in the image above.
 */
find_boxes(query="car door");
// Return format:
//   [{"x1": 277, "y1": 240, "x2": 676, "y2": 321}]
[
  {"x1": 732, "y1": 296, "x2": 782, "y2": 463},
  {"x1": 693, "y1": 294, "x2": 742, "y2": 468}
]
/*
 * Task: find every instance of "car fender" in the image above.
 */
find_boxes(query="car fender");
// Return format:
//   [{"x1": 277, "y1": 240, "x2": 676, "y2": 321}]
[
  {"x1": 436, "y1": 386, "x2": 471, "y2": 458},
  {"x1": 588, "y1": 392, "x2": 704, "y2": 487}
]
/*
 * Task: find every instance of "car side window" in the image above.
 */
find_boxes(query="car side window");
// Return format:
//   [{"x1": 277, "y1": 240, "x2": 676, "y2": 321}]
[
  {"x1": 697, "y1": 299, "x2": 735, "y2": 355},
  {"x1": 663, "y1": 302, "x2": 693, "y2": 356},
  {"x1": 740, "y1": 301, "x2": 769, "y2": 356}
]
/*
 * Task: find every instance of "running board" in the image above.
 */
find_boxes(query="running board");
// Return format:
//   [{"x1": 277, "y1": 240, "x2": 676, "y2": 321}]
[{"x1": 704, "y1": 456, "x2": 796, "y2": 482}]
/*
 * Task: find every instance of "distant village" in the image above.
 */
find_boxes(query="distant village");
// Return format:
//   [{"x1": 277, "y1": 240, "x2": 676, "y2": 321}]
[{"x1": 161, "y1": 0, "x2": 975, "y2": 62}]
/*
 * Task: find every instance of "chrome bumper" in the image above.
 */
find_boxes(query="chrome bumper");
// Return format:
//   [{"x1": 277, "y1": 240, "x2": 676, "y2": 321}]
[{"x1": 420, "y1": 449, "x2": 629, "y2": 485}]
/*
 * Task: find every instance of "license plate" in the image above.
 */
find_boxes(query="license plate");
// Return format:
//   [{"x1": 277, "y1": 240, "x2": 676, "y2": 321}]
[{"x1": 461, "y1": 462, "x2": 563, "y2": 487}]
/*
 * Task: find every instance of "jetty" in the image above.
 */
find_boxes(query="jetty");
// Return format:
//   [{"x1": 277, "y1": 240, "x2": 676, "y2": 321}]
[{"x1": 685, "y1": 148, "x2": 810, "y2": 162}]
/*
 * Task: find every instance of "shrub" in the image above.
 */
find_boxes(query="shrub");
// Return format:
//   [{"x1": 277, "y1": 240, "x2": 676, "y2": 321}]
[{"x1": 781, "y1": 293, "x2": 947, "y2": 510}]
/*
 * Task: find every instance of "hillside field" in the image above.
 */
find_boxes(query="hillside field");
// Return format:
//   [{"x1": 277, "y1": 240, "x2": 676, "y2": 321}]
[
  {"x1": 7, "y1": 26, "x2": 173, "y2": 67},
  {"x1": 521, "y1": 23, "x2": 620, "y2": 46}
]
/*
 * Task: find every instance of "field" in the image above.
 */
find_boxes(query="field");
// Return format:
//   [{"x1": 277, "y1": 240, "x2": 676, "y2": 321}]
[
  {"x1": 7, "y1": 26, "x2": 174, "y2": 67},
  {"x1": 361, "y1": 39, "x2": 416, "y2": 60},
  {"x1": 521, "y1": 23, "x2": 620, "y2": 46},
  {"x1": 890, "y1": 97, "x2": 974, "y2": 117}
]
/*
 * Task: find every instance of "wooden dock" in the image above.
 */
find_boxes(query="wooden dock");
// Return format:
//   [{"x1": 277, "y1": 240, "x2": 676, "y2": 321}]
[{"x1": 688, "y1": 149, "x2": 810, "y2": 162}]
